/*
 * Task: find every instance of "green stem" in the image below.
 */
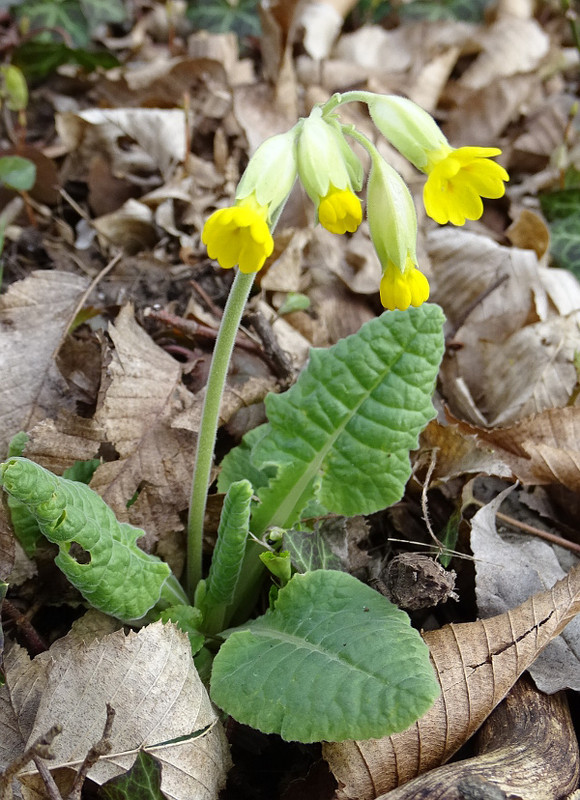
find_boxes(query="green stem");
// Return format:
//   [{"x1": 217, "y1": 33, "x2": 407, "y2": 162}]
[
  {"x1": 321, "y1": 90, "x2": 375, "y2": 116},
  {"x1": 187, "y1": 270, "x2": 256, "y2": 599}
]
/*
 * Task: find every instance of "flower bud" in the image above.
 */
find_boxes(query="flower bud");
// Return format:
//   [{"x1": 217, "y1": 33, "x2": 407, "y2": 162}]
[
  {"x1": 296, "y1": 107, "x2": 363, "y2": 210},
  {"x1": 235, "y1": 127, "x2": 299, "y2": 223},
  {"x1": 366, "y1": 94, "x2": 448, "y2": 171}
]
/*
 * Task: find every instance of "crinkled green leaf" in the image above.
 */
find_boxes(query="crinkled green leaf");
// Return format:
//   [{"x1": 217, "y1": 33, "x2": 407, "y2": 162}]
[
  {"x1": 204, "y1": 480, "x2": 253, "y2": 608},
  {"x1": 6, "y1": 453, "x2": 100, "y2": 558},
  {"x1": 210, "y1": 570, "x2": 439, "y2": 743},
  {"x1": 250, "y1": 305, "x2": 445, "y2": 533},
  {"x1": 0, "y1": 458, "x2": 171, "y2": 622}
]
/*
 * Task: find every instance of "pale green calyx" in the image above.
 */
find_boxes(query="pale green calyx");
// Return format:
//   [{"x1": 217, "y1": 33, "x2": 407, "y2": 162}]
[
  {"x1": 296, "y1": 107, "x2": 362, "y2": 205},
  {"x1": 367, "y1": 152, "x2": 418, "y2": 271},
  {"x1": 236, "y1": 127, "x2": 299, "y2": 219},
  {"x1": 366, "y1": 95, "x2": 449, "y2": 171}
]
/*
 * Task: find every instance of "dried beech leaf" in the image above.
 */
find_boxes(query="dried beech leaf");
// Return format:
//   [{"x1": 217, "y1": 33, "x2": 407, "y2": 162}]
[
  {"x1": 89, "y1": 305, "x2": 198, "y2": 540},
  {"x1": 458, "y1": 18, "x2": 549, "y2": 90},
  {"x1": 456, "y1": 407, "x2": 580, "y2": 491},
  {"x1": 471, "y1": 486, "x2": 580, "y2": 693},
  {"x1": 3, "y1": 622, "x2": 230, "y2": 800},
  {"x1": 419, "y1": 420, "x2": 512, "y2": 483},
  {"x1": 374, "y1": 676, "x2": 579, "y2": 799},
  {"x1": 324, "y1": 561, "x2": 580, "y2": 798},
  {"x1": 0, "y1": 271, "x2": 89, "y2": 455}
]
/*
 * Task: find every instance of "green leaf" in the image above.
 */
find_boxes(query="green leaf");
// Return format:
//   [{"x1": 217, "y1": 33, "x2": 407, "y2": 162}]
[
  {"x1": 250, "y1": 305, "x2": 445, "y2": 533},
  {"x1": 400, "y1": 0, "x2": 491, "y2": 22},
  {"x1": 210, "y1": 570, "x2": 439, "y2": 742},
  {"x1": 187, "y1": 0, "x2": 261, "y2": 38},
  {"x1": 158, "y1": 605, "x2": 205, "y2": 655},
  {"x1": 259, "y1": 550, "x2": 292, "y2": 584},
  {"x1": 540, "y1": 189, "x2": 580, "y2": 277},
  {"x1": 0, "y1": 157, "x2": 36, "y2": 191},
  {"x1": 6, "y1": 431, "x2": 29, "y2": 458},
  {"x1": 99, "y1": 750, "x2": 164, "y2": 800},
  {"x1": 0, "y1": 458, "x2": 171, "y2": 622},
  {"x1": 63, "y1": 458, "x2": 100, "y2": 483},
  {"x1": 13, "y1": 40, "x2": 119, "y2": 81},
  {"x1": 16, "y1": 0, "x2": 90, "y2": 47},
  {"x1": 205, "y1": 480, "x2": 253, "y2": 608},
  {"x1": 217, "y1": 424, "x2": 271, "y2": 493},
  {"x1": 278, "y1": 292, "x2": 311, "y2": 315},
  {"x1": 540, "y1": 188, "x2": 580, "y2": 221},
  {"x1": 283, "y1": 518, "x2": 349, "y2": 573}
]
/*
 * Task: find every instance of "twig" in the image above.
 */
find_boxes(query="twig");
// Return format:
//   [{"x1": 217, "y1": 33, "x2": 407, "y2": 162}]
[
  {"x1": 418, "y1": 449, "x2": 444, "y2": 549},
  {"x1": 470, "y1": 498, "x2": 580, "y2": 556},
  {"x1": 32, "y1": 755, "x2": 63, "y2": 800},
  {"x1": 0, "y1": 725, "x2": 62, "y2": 800},
  {"x1": 1, "y1": 599, "x2": 47, "y2": 656},
  {"x1": 66, "y1": 704, "x2": 115, "y2": 800}
]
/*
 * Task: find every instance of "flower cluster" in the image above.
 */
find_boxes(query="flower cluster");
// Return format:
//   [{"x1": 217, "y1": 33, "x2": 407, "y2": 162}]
[{"x1": 202, "y1": 93, "x2": 509, "y2": 311}]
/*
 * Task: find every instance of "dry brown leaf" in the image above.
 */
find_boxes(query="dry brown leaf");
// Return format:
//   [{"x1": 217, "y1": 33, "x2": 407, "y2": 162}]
[
  {"x1": 0, "y1": 271, "x2": 89, "y2": 455},
  {"x1": 506, "y1": 208, "x2": 550, "y2": 259},
  {"x1": 324, "y1": 560, "x2": 580, "y2": 798},
  {"x1": 297, "y1": 0, "x2": 358, "y2": 61},
  {"x1": 374, "y1": 675, "x2": 579, "y2": 799},
  {"x1": 470, "y1": 486, "x2": 580, "y2": 693},
  {"x1": 431, "y1": 228, "x2": 580, "y2": 424},
  {"x1": 56, "y1": 108, "x2": 187, "y2": 180},
  {"x1": 458, "y1": 18, "x2": 549, "y2": 91},
  {"x1": 1, "y1": 621, "x2": 230, "y2": 800},
  {"x1": 455, "y1": 406, "x2": 580, "y2": 491},
  {"x1": 87, "y1": 305, "x2": 198, "y2": 541},
  {"x1": 419, "y1": 420, "x2": 512, "y2": 483},
  {"x1": 444, "y1": 73, "x2": 543, "y2": 144}
]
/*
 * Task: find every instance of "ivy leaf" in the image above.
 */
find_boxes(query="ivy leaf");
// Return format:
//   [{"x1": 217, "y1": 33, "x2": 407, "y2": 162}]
[
  {"x1": 249, "y1": 305, "x2": 445, "y2": 533},
  {"x1": 283, "y1": 519, "x2": 349, "y2": 573},
  {"x1": 540, "y1": 189, "x2": 580, "y2": 278},
  {"x1": 0, "y1": 458, "x2": 173, "y2": 622},
  {"x1": 99, "y1": 751, "x2": 165, "y2": 800},
  {"x1": 210, "y1": 570, "x2": 440, "y2": 743}
]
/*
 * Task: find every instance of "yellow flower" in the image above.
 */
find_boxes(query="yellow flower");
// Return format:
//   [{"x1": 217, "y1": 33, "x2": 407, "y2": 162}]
[
  {"x1": 202, "y1": 194, "x2": 274, "y2": 274},
  {"x1": 318, "y1": 186, "x2": 362, "y2": 234},
  {"x1": 423, "y1": 146, "x2": 509, "y2": 226},
  {"x1": 379, "y1": 256, "x2": 430, "y2": 311}
]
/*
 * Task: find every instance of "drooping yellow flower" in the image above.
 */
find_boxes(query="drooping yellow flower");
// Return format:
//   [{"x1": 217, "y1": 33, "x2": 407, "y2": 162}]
[
  {"x1": 379, "y1": 256, "x2": 430, "y2": 311},
  {"x1": 318, "y1": 186, "x2": 362, "y2": 234},
  {"x1": 202, "y1": 194, "x2": 274, "y2": 274},
  {"x1": 423, "y1": 146, "x2": 509, "y2": 226}
]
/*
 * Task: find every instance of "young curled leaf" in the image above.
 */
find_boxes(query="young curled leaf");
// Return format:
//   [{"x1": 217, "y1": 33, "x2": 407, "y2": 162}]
[{"x1": 0, "y1": 458, "x2": 172, "y2": 623}]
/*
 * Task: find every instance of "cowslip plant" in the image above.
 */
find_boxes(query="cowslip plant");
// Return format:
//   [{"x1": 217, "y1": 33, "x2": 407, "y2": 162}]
[{"x1": 0, "y1": 91, "x2": 509, "y2": 745}]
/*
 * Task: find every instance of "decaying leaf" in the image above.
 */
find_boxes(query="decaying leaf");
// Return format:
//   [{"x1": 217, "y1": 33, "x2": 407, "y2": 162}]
[
  {"x1": 471, "y1": 486, "x2": 580, "y2": 693},
  {"x1": 455, "y1": 406, "x2": 580, "y2": 491},
  {"x1": 0, "y1": 271, "x2": 89, "y2": 456},
  {"x1": 324, "y1": 559, "x2": 580, "y2": 798},
  {"x1": 431, "y1": 228, "x2": 580, "y2": 424},
  {"x1": 374, "y1": 675, "x2": 579, "y2": 799},
  {"x1": 87, "y1": 305, "x2": 198, "y2": 541},
  {"x1": 0, "y1": 620, "x2": 230, "y2": 800}
]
